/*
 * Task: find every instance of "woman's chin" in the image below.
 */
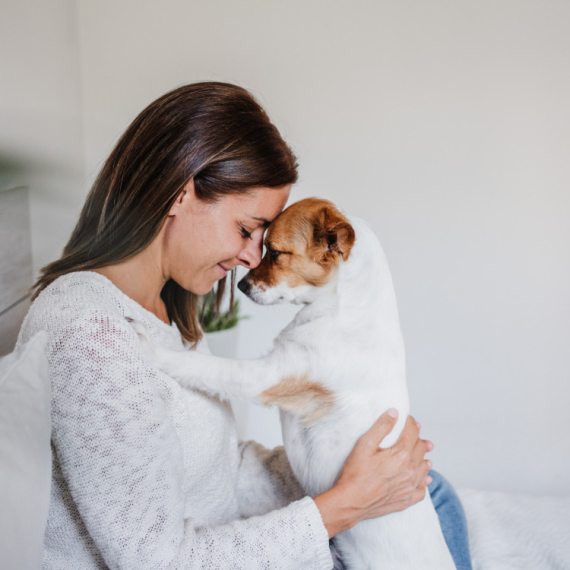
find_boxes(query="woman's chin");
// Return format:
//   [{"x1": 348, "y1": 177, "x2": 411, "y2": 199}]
[
  {"x1": 171, "y1": 277, "x2": 213, "y2": 296},
  {"x1": 176, "y1": 268, "x2": 227, "y2": 295},
  {"x1": 193, "y1": 282, "x2": 216, "y2": 295}
]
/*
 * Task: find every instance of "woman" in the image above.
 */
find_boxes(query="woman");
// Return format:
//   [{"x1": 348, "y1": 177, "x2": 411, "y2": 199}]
[{"x1": 19, "y1": 82, "x2": 471, "y2": 569}]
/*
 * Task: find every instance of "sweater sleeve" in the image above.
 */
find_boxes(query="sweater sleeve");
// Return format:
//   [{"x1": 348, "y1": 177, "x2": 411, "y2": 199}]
[
  {"x1": 40, "y1": 305, "x2": 333, "y2": 570},
  {"x1": 197, "y1": 324, "x2": 309, "y2": 517}
]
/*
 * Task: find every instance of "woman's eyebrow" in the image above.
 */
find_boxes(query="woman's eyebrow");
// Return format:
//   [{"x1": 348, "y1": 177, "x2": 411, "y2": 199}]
[{"x1": 250, "y1": 216, "x2": 272, "y2": 227}]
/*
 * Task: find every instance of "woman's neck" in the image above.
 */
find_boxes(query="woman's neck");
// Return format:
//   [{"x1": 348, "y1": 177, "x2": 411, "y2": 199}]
[{"x1": 91, "y1": 237, "x2": 170, "y2": 324}]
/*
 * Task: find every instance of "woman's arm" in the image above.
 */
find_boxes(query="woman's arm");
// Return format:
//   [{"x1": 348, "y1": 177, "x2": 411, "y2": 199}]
[
  {"x1": 315, "y1": 411, "x2": 433, "y2": 538},
  {"x1": 236, "y1": 412, "x2": 432, "y2": 537},
  {"x1": 33, "y1": 302, "x2": 333, "y2": 570}
]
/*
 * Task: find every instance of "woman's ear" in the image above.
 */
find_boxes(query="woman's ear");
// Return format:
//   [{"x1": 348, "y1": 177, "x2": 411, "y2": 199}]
[{"x1": 168, "y1": 178, "x2": 196, "y2": 216}]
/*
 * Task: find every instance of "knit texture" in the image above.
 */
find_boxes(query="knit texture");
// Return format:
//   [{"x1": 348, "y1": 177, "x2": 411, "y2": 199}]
[{"x1": 17, "y1": 271, "x2": 333, "y2": 570}]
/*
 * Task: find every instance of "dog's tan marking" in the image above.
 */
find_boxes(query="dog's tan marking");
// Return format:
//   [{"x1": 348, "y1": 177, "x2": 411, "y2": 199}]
[
  {"x1": 247, "y1": 198, "x2": 356, "y2": 291},
  {"x1": 261, "y1": 374, "x2": 335, "y2": 425}
]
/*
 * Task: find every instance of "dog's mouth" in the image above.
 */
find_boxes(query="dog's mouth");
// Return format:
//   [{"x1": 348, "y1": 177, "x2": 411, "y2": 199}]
[
  {"x1": 237, "y1": 275, "x2": 282, "y2": 305},
  {"x1": 238, "y1": 275, "x2": 264, "y2": 303}
]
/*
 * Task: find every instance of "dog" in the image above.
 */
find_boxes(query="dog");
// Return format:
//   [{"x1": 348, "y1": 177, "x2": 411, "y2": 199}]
[{"x1": 132, "y1": 198, "x2": 456, "y2": 569}]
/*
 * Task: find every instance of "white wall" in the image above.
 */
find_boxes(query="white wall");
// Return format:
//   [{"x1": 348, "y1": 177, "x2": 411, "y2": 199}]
[
  {"x1": 74, "y1": 0, "x2": 570, "y2": 496},
  {"x1": 0, "y1": 0, "x2": 85, "y2": 276}
]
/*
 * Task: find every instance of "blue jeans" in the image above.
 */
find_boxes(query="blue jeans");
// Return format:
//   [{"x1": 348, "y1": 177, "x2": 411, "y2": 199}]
[
  {"x1": 330, "y1": 470, "x2": 472, "y2": 569},
  {"x1": 428, "y1": 470, "x2": 473, "y2": 570}
]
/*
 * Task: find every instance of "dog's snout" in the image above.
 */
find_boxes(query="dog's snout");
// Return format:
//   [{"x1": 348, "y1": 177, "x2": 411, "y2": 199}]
[{"x1": 237, "y1": 276, "x2": 251, "y2": 294}]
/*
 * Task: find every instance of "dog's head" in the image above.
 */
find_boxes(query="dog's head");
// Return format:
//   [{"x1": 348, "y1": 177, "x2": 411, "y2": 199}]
[{"x1": 238, "y1": 198, "x2": 355, "y2": 304}]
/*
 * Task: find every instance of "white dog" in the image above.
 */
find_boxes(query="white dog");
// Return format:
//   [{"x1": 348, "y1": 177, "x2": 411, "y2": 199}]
[{"x1": 133, "y1": 198, "x2": 456, "y2": 569}]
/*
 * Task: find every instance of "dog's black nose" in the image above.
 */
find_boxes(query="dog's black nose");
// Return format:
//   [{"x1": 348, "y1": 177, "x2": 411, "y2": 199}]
[{"x1": 237, "y1": 277, "x2": 250, "y2": 294}]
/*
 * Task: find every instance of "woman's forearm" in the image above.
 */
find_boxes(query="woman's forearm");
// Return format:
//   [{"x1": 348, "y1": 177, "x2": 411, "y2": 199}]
[{"x1": 314, "y1": 484, "x2": 359, "y2": 538}]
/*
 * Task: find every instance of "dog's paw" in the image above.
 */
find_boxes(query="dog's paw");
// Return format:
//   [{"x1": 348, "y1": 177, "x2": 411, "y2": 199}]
[{"x1": 127, "y1": 318, "x2": 157, "y2": 365}]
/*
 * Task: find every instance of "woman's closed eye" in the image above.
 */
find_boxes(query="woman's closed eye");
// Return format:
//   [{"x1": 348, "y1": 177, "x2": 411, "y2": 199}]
[{"x1": 240, "y1": 226, "x2": 253, "y2": 240}]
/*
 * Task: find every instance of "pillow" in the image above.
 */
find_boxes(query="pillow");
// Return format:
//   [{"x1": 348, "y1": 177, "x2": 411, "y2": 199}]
[{"x1": 0, "y1": 331, "x2": 51, "y2": 570}]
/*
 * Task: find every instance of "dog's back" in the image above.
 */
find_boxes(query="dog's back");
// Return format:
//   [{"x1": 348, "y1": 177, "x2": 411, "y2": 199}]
[{"x1": 273, "y1": 216, "x2": 456, "y2": 569}]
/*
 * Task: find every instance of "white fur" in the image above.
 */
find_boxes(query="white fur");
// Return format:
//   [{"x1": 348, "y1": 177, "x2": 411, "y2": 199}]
[{"x1": 132, "y1": 215, "x2": 456, "y2": 570}]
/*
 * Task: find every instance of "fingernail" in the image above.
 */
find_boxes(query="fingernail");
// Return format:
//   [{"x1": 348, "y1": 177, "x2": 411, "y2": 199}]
[
  {"x1": 427, "y1": 460, "x2": 432, "y2": 469},
  {"x1": 387, "y1": 408, "x2": 398, "y2": 419},
  {"x1": 416, "y1": 421, "x2": 421, "y2": 429},
  {"x1": 427, "y1": 476, "x2": 433, "y2": 485}
]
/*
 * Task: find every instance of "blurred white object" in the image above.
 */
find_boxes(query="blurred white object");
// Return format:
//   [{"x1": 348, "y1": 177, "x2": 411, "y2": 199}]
[
  {"x1": 0, "y1": 186, "x2": 33, "y2": 356},
  {"x1": 0, "y1": 330, "x2": 51, "y2": 570},
  {"x1": 205, "y1": 327, "x2": 239, "y2": 358},
  {"x1": 459, "y1": 488, "x2": 570, "y2": 569}
]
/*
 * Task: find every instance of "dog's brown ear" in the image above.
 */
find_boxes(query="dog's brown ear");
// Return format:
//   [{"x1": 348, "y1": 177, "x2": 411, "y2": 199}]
[{"x1": 311, "y1": 207, "x2": 355, "y2": 263}]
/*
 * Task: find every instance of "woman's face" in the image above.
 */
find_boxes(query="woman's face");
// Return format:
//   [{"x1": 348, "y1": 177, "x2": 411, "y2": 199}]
[{"x1": 164, "y1": 180, "x2": 290, "y2": 295}]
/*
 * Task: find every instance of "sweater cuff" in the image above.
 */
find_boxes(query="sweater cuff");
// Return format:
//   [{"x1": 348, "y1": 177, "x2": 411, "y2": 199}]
[{"x1": 295, "y1": 496, "x2": 334, "y2": 569}]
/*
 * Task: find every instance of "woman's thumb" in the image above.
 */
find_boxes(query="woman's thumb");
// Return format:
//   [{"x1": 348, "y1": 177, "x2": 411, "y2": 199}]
[{"x1": 359, "y1": 409, "x2": 399, "y2": 450}]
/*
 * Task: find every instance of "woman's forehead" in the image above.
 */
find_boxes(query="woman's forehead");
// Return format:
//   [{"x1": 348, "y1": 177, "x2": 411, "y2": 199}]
[{"x1": 229, "y1": 186, "x2": 291, "y2": 222}]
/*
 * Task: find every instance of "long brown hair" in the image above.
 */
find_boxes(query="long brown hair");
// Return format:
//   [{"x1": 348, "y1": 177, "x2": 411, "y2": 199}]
[{"x1": 32, "y1": 82, "x2": 298, "y2": 344}]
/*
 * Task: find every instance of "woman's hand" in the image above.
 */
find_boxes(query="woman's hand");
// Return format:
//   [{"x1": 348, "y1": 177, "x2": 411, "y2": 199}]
[{"x1": 313, "y1": 410, "x2": 433, "y2": 538}]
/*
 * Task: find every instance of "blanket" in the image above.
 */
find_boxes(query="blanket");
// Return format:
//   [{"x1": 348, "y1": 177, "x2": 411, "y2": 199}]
[{"x1": 458, "y1": 489, "x2": 570, "y2": 570}]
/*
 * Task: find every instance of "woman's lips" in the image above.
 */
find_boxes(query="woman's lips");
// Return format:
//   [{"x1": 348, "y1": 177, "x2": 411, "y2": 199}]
[{"x1": 217, "y1": 263, "x2": 229, "y2": 276}]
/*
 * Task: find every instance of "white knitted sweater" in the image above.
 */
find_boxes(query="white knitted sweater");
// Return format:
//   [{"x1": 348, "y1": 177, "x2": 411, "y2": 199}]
[{"x1": 17, "y1": 271, "x2": 333, "y2": 570}]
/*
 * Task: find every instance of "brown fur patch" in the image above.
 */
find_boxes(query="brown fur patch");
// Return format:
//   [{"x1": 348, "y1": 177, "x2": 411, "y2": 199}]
[
  {"x1": 247, "y1": 198, "x2": 355, "y2": 291},
  {"x1": 261, "y1": 374, "x2": 335, "y2": 425}
]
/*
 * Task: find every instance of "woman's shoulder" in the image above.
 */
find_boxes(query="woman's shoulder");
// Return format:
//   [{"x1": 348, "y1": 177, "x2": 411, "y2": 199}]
[
  {"x1": 45, "y1": 271, "x2": 126, "y2": 309},
  {"x1": 19, "y1": 272, "x2": 170, "y2": 345},
  {"x1": 38, "y1": 270, "x2": 128, "y2": 308},
  {"x1": 19, "y1": 272, "x2": 124, "y2": 341}
]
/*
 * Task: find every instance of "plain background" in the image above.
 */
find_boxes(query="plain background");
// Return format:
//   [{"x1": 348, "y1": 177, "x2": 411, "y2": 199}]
[{"x1": 1, "y1": 0, "x2": 569, "y2": 495}]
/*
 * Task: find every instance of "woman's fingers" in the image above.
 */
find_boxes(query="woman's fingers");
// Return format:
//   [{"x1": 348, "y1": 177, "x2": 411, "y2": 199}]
[
  {"x1": 416, "y1": 458, "x2": 432, "y2": 488},
  {"x1": 410, "y1": 436, "x2": 429, "y2": 467},
  {"x1": 392, "y1": 415, "x2": 420, "y2": 455},
  {"x1": 394, "y1": 487, "x2": 426, "y2": 511},
  {"x1": 358, "y1": 408, "x2": 399, "y2": 451}
]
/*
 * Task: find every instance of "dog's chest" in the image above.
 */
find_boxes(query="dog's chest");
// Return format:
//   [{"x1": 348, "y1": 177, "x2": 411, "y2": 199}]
[
  {"x1": 278, "y1": 304, "x2": 410, "y2": 494},
  {"x1": 278, "y1": 357, "x2": 410, "y2": 497},
  {"x1": 280, "y1": 411, "x2": 351, "y2": 496},
  {"x1": 279, "y1": 395, "x2": 386, "y2": 497}
]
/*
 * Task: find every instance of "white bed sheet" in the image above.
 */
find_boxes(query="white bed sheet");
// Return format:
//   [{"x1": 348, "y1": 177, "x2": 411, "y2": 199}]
[{"x1": 458, "y1": 488, "x2": 570, "y2": 570}]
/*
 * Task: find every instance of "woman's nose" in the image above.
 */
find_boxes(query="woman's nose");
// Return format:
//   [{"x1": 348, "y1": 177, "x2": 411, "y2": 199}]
[{"x1": 238, "y1": 236, "x2": 263, "y2": 269}]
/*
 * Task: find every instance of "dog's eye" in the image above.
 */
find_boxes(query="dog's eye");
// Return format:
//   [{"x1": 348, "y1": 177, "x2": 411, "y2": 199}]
[{"x1": 268, "y1": 247, "x2": 282, "y2": 260}]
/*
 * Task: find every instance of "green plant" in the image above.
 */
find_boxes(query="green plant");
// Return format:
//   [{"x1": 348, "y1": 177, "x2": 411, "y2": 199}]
[{"x1": 199, "y1": 293, "x2": 247, "y2": 333}]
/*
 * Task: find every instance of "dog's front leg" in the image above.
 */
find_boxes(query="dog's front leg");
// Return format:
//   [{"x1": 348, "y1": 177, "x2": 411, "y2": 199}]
[
  {"x1": 156, "y1": 346, "x2": 303, "y2": 404},
  {"x1": 130, "y1": 315, "x2": 305, "y2": 402},
  {"x1": 162, "y1": 348, "x2": 334, "y2": 424},
  {"x1": 133, "y1": 320, "x2": 333, "y2": 423}
]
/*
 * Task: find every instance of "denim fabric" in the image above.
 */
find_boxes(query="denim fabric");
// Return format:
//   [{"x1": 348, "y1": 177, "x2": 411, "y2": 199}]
[{"x1": 428, "y1": 470, "x2": 473, "y2": 570}]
